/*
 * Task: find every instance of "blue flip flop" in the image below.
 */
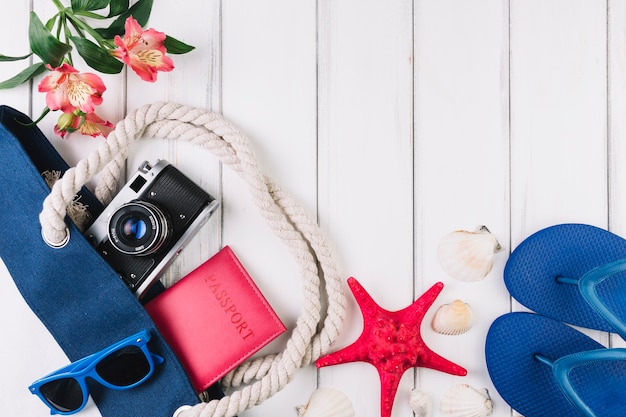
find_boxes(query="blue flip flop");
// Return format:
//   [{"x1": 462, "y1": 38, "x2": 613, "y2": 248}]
[
  {"x1": 485, "y1": 312, "x2": 626, "y2": 417},
  {"x1": 504, "y1": 224, "x2": 626, "y2": 339}
]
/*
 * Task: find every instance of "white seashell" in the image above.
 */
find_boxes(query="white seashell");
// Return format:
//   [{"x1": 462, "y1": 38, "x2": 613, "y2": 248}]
[
  {"x1": 440, "y1": 384, "x2": 493, "y2": 417},
  {"x1": 296, "y1": 387, "x2": 355, "y2": 417},
  {"x1": 438, "y1": 226, "x2": 502, "y2": 282},
  {"x1": 431, "y1": 299, "x2": 473, "y2": 335},
  {"x1": 409, "y1": 389, "x2": 432, "y2": 417}
]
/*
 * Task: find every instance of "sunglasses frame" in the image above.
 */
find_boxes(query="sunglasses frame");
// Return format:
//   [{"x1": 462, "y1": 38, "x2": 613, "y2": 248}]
[{"x1": 29, "y1": 329, "x2": 164, "y2": 415}]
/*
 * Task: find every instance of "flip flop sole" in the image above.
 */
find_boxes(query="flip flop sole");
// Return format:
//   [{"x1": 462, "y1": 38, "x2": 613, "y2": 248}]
[
  {"x1": 485, "y1": 312, "x2": 626, "y2": 417},
  {"x1": 505, "y1": 224, "x2": 626, "y2": 333}
]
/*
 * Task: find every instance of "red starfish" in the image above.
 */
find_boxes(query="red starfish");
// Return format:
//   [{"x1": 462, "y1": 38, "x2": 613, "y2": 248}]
[{"x1": 316, "y1": 277, "x2": 467, "y2": 417}]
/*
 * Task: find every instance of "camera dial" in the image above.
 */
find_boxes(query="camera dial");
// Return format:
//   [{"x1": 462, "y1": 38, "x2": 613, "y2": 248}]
[{"x1": 108, "y1": 201, "x2": 171, "y2": 256}]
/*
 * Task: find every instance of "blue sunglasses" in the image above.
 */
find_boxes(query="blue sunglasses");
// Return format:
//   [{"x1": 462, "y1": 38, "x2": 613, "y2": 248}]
[{"x1": 29, "y1": 330, "x2": 164, "y2": 415}]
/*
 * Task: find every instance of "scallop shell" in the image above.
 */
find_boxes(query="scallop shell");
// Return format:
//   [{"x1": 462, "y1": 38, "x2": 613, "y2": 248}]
[
  {"x1": 440, "y1": 384, "x2": 493, "y2": 417},
  {"x1": 431, "y1": 299, "x2": 473, "y2": 335},
  {"x1": 409, "y1": 389, "x2": 432, "y2": 417},
  {"x1": 438, "y1": 226, "x2": 502, "y2": 282},
  {"x1": 296, "y1": 387, "x2": 355, "y2": 417}
]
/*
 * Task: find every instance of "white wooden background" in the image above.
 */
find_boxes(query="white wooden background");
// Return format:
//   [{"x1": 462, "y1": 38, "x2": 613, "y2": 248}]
[{"x1": 1, "y1": 1, "x2": 624, "y2": 416}]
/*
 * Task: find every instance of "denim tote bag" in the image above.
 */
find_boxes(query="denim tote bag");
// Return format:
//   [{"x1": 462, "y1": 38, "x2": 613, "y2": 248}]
[{"x1": 0, "y1": 105, "x2": 200, "y2": 417}]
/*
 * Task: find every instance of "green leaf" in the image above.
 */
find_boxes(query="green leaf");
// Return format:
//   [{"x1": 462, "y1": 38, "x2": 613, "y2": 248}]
[
  {"x1": 108, "y1": 0, "x2": 129, "y2": 17},
  {"x1": 0, "y1": 62, "x2": 47, "y2": 89},
  {"x1": 71, "y1": 0, "x2": 110, "y2": 12},
  {"x1": 70, "y1": 36, "x2": 123, "y2": 74},
  {"x1": 29, "y1": 12, "x2": 72, "y2": 67},
  {"x1": 0, "y1": 53, "x2": 32, "y2": 62},
  {"x1": 164, "y1": 35, "x2": 195, "y2": 55},
  {"x1": 45, "y1": 14, "x2": 58, "y2": 31},
  {"x1": 72, "y1": 10, "x2": 109, "y2": 19},
  {"x1": 96, "y1": 0, "x2": 153, "y2": 39},
  {"x1": 124, "y1": 0, "x2": 153, "y2": 27}
]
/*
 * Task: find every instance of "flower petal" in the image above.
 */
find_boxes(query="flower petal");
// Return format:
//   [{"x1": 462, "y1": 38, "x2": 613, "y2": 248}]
[
  {"x1": 113, "y1": 16, "x2": 175, "y2": 82},
  {"x1": 138, "y1": 28, "x2": 167, "y2": 52},
  {"x1": 124, "y1": 16, "x2": 144, "y2": 42},
  {"x1": 80, "y1": 112, "x2": 113, "y2": 137},
  {"x1": 37, "y1": 64, "x2": 106, "y2": 114}
]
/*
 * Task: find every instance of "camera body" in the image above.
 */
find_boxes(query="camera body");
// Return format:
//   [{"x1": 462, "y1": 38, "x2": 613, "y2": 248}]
[{"x1": 84, "y1": 160, "x2": 219, "y2": 299}]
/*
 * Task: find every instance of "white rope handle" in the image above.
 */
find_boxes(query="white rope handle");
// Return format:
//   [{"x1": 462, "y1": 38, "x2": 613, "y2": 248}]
[{"x1": 39, "y1": 102, "x2": 346, "y2": 417}]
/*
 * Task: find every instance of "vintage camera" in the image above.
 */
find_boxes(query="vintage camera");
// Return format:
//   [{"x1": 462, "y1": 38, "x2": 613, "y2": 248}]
[{"x1": 84, "y1": 160, "x2": 219, "y2": 299}]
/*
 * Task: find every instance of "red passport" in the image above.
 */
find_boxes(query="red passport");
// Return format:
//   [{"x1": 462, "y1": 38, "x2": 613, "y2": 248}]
[{"x1": 145, "y1": 246, "x2": 286, "y2": 393}]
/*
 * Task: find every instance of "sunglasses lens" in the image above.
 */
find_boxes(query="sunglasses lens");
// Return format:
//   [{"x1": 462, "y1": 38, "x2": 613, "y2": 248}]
[
  {"x1": 40, "y1": 378, "x2": 83, "y2": 413},
  {"x1": 96, "y1": 345, "x2": 151, "y2": 386}
]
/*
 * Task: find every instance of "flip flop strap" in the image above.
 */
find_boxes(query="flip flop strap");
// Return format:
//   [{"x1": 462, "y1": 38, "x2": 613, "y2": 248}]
[
  {"x1": 536, "y1": 348, "x2": 626, "y2": 417},
  {"x1": 557, "y1": 258, "x2": 626, "y2": 339}
]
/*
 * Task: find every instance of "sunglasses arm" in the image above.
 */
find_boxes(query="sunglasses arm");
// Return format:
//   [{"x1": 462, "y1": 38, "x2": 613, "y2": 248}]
[{"x1": 150, "y1": 352, "x2": 165, "y2": 366}]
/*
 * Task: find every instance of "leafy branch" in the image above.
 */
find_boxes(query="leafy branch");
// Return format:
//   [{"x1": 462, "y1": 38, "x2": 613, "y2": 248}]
[
  {"x1": 0, "y1": 0, "x2": 194, "y2": 138},
  {"x1": 0, "y1": 0, "x2": 193, "y2": 89}
]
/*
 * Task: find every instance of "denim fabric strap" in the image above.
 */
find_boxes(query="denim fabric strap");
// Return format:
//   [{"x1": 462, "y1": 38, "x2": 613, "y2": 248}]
[{"x1": 0, "y1": 105, "x2": 200, "y2": 417}]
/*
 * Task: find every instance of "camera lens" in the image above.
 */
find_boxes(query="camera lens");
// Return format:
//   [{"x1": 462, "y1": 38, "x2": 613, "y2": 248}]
[
  {"x1": 121, "y1": 216, "x2": 147, "y2": 240},
  {"x1": 108, "y1": 201, "x2": 171, "y2": 255}
]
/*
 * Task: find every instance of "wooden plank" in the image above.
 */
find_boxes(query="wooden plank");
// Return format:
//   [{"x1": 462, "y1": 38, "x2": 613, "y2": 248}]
[
  {"x1": 414, "y1": 0, "x2": 511, "y2": 414},
  {"x1": 317, "y1": 1, "x2": 414, "y2": 416},
  {"x1": 608, "y1": 0, "x2": 626, "y2": 349},
  {"x1": 0, "y1": 0, "x2": 31, "y2": 112},
  {"x1": 510, "y1": 0, "x2": 608, "y2": 236},
  {"x1": 220, "y1": 1, "x2": 319, "y2": 414},
  {"x1": 509, "y1": 0, "x2": 609, "y2": 403},
  {"x1": 125, "y1": 0, "x2": 223, "y2": 286}
]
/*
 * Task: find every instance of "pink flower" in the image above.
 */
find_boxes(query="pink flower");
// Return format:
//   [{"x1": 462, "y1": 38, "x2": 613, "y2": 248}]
[
  {"x1": 112, "y1": 16, "x2": 174, "y2": 82},
  {"x1": 79, "y1": 112, "x2": 114, "y2": 138},
  {"x1": 54, "y1": 111, "x2": 113, "y2": 139},
  {"x1": 38, "y1": 63, "x2": 106, "y2": 114}
]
